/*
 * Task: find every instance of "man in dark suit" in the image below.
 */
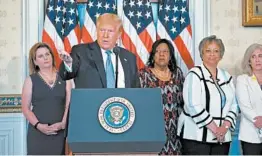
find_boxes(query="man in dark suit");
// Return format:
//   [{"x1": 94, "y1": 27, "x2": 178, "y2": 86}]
[{"x1": 58, "y1": 13, "x2": 140, "y2": 88}]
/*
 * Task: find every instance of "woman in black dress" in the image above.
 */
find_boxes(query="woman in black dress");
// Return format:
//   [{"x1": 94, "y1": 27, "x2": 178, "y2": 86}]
[{"x1": 22, "y1": 42, "x2": 71, "y2": 155}]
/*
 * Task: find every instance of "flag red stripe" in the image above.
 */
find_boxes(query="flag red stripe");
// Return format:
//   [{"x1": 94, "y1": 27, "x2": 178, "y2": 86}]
[
  {"x1": 42, "y1": 30, "x2": 62, "y2": 69},
  {"x1": 64, "y1": 38, "x2": 71, "y2": 53},
  {"x1": 64, "y1": 26, "x2": 80, "y2": 52},
  {"x1": 139, "y1": 29, "x2": 153, "y2": 53},
  {"x1": 122, "y1": 31, "x2": 145, "y2": 69},
  {"x1": 156, "y1": 34, "x2": 161, "y2": 40},
  {"x1": 75, "y1": 26, "x2": 81, "y2": 44},
  {"x1": 174, "y1": 36, "x2": 194, "y2": 69},
  {"x1": 81, "y1": 27, "x2": 94, "y2": 43},
  {"x1": 187, "y1": 25, "x2": 192, "y2": 35}
]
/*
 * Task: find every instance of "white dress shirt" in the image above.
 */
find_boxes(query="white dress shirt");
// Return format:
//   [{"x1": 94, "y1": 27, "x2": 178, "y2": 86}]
[{"x1": 101, "y1": 48, "x2": 125, "y2": 88}]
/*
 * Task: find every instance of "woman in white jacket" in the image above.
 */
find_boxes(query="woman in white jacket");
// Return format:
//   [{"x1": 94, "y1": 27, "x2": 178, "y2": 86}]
[
  {"x1": 178, "y1": 35, "x2": 239, "y2": 155},
  {"x1": 236, "y1": 43, "x2": 262, "y2": 155}
]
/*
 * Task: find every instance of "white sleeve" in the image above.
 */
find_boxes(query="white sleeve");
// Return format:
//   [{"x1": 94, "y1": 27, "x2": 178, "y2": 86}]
[
  {"x1": 183, "y1": 72, "x2": 213, "y2": 128},
  {"x1": 236, "y1": 75, "x2": 257, "y2": 123},
  {"x1": 225, "y1": 76, "x2": 239, "y2": 131},
  {"x1": 63, "y1": 62, "x2": 72, "y2": 72}
]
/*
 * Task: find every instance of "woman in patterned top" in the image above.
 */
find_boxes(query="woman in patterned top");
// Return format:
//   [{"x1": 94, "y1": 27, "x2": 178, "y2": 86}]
[{"x1": 139, "y1": 39, "x2": 184, "y2": 155}]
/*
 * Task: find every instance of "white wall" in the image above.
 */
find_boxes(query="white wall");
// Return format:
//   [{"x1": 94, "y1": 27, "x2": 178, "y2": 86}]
[
  {"x1": 0, "y1": 0, "x2": 44, "y2": 155},
  {"x1": 210, "y1": 0, "x2": 262, "y2": 76},
  {"x1": 0, "y1": 0, "x2": 22, "y2": 94}
]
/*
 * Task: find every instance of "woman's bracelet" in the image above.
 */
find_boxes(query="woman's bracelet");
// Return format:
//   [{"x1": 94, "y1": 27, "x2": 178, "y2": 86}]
[{"x1": 34, "y1": 121, "x2": 40, "y2": 129}]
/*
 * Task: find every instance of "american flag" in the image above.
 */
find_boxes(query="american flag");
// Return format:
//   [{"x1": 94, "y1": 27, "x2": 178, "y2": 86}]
[
  {"x1": 81, "y1": 0, "x2": 117, "y2": 43},
  {"x1": 42, "y1": 0, "x2": 80, "y2": 68},
  {"x1": 118, "y1": 0, "x2": 156, "y2": 69},
  {"x1": 157, "y1": 0, "x2": 195, "y2": 74}
]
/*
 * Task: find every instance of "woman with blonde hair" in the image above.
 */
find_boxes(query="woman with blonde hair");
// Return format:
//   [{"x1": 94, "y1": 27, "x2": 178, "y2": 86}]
[
  {"x1": 236, "y1": 43, "x2": 262, "y2": 155},
  {"x1": 22, "y1": 42, "x2": 71, "y2": 155}
]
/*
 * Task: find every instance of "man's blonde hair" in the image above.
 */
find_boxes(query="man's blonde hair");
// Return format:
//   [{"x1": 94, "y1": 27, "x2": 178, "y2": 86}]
[{"x1": 96, "y1": 13, "x2": 123, "y2": 32}]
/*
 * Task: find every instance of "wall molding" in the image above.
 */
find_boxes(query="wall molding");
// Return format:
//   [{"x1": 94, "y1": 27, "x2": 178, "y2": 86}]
[
  {"x1": 0, "y1": 113, "x2": 26, "y2": 155},
  {"x1": 15, "y1": 1, "x2": 45, "y2": 155},
  {"x1": 0, "y1": 128, "x2": 13, "y2": 155},
  {"x1": 0, "y1": 113, "x2": 24, "y2": 122},
  {"x1": 189, "y1": 0, "x2": 210, "y2": 65},
  {"x1": 22, "y1": 0, "x2": 44, "y2": 80}
]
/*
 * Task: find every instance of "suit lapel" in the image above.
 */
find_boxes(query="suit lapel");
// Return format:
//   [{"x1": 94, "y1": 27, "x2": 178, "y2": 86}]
[
  {"x1": 119, "y1": 51, "x2": 130, "y2": 88},
  {"x1": 90, "y1": 42, "x2": 106, "y2": 87},
  {"x1": 248, "y1": 75, "x2": 262, "y2": 100}
]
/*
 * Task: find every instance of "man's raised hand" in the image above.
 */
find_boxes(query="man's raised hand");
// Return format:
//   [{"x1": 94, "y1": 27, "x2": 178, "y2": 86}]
[{"x1": 58, "y1": 49, "x2": 73, "y2": 65}]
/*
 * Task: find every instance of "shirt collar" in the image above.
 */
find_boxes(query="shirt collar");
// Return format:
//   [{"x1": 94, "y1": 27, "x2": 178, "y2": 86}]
[{"x1": 101, "y1": 48, "x2": 113, "y2": 54}]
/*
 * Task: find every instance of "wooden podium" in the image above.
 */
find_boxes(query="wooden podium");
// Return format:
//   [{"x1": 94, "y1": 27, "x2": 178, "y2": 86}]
[{"x1": 65, "y1": 141, "x2": 72, "y2": 155}]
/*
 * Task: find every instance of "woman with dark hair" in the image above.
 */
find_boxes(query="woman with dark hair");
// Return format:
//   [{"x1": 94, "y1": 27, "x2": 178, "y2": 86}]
[
  {"x1": 139, "y1": 39, "x2": 184, "y2": 155},
  {"x1": 22, "y1": 42, "x2": 71, "y2": 155}
]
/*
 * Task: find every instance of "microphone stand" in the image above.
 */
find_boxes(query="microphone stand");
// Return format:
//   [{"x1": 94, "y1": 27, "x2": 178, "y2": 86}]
[{"x1": 113, "y1": 47, "x2": 119, "y2": 88}]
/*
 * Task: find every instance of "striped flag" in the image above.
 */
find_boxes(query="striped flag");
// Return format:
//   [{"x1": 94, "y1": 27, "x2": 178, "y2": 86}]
[
  {"x1": 42, "y1": 0, "x2": 80, "y2": 68},
  {"x1": 118, "y1": 0, "x2": 156, "y2": 69},
  {"x1": 157, "y1": 0, "x2": 195, "y2": 73},
  {"x1": 81, "y1": 0, "x2": 116, "y2": 43}
]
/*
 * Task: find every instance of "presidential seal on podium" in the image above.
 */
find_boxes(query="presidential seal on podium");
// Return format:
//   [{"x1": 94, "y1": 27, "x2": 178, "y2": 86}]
[{"x1": 98, "y1": 97, "x2": 135, "y2": 133}]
